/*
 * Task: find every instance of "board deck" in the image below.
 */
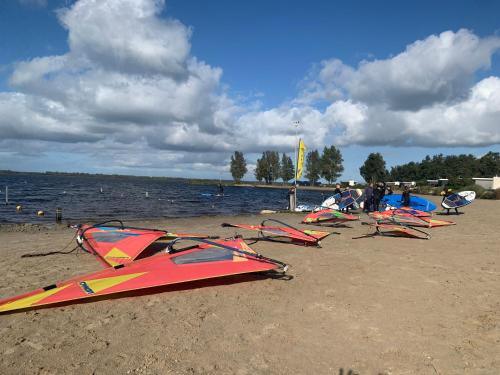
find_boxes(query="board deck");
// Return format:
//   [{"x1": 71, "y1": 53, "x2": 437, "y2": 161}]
[{"x1": 442, "y1": 191, "x2": 476, "y2": 209}]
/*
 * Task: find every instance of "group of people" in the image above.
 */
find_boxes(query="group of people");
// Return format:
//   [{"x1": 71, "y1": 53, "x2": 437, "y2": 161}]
[{"x1": 363, "y1": 181, "x2": 410, "y2": 212}]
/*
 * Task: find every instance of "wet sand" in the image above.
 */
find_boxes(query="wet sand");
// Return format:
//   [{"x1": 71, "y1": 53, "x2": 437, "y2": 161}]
[{"x1": 1, "y1": 196, "x2": 499, "y2": 374}]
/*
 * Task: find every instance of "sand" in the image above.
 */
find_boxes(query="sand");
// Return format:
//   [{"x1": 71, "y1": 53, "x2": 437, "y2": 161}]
[{"x1": 1, "y1": 196, "x2": 499, "y2": 375}]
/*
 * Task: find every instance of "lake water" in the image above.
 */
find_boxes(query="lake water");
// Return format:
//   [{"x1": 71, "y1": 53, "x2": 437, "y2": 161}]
[{"x1": 0, "y1": 174, "x2": 327, "y2": 224}]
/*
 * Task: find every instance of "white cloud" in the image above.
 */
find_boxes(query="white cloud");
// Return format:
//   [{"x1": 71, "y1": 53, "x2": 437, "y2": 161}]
[
  {"x1": 1, "y1": 1, "x2": 500, "y2": 176},
  {"x1": 328, "y1": 77, "x2": 500, "y2": 147},
  {"x1": 58, "y1": 0, "x2": 191, "y2": 77},
  {"x1": 295, "y1": 59, "x2": 353, "y2": 105},
  {"x1": 302, "y1": 30, "x2": 500, "y2": 111},
  {"x1": 348, "y1": 30, "x2": 500, "y2": 110},
  {"x1": 2, "y1": 0, "x2": 231, "y2": 161},
  {"x1": 297, "y1": 29, "x2": 500, "y2": 147}
]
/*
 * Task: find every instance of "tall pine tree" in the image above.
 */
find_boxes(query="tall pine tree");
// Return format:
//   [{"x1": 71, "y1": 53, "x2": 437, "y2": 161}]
[
  {"x1": 305, "y1": 150, "x2": 321, "y2": 185},
  {"x1": 359, "y1": 153, "x2": 388, "y2": 183},
  {"x1": 320, "y1": 145, "x2": 344, "y2": 184},
  {"x1": 254, "y1": 151, "x2": 281, "y2": 184},
  {"x1": 230, "y1": 151, "x2": 247, "y2": 183},
  {"x1": 280, "y1": 153, "x2": 295, "y2": 183}
]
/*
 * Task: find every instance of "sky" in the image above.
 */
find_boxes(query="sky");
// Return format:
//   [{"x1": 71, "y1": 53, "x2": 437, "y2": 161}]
[{"x1": 0, "y1": 0, "x2": 499, "y2": 181}]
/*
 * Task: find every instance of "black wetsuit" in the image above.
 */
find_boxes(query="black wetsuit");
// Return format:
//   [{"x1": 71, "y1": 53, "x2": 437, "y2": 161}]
[
  {"x1": 402, "y1": 190, "x2": 410, "y2": 207},
  {"x1": 373, "y1": 185, "x2": 385, "y2": 211},
  {"x1": 442, "y1": 188, "x2": 458, "y2": 214},
  {"x1": 363, "y1": 186, "x2": 373, "y2": 212}
]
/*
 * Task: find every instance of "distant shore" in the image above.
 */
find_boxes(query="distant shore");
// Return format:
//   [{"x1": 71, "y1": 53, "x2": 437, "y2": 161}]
[{"x1": 233, "y1": 183, "x2": 339, "y2": 192}]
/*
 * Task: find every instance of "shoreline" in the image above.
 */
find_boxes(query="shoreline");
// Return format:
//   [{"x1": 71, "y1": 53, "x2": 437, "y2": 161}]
[{"x1": 1, "y1": 192, "x2": 496, "y2": 227}]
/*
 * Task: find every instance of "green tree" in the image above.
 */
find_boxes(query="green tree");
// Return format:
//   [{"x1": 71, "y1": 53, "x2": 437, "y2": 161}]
[
  {"x1": 229, "y1": 151, "x2": 247, "y2": 183},
  {"x1": 305, "y1": 150, "x2": 321, "y2": 185},
  {"x1": 320, "y1": 145, "x2": 344, "y2": 184},
  {"x1": 255, "y1": 156, "x2": 266, "y2": 183},
  {"x1": 478, "y1": 152, "x2": 500, "y2": 177},
  {"x1": 359, "y1": 153, "x2": 388, "y2": 183},
  {"x1": 280, "y1": 153, "x2": 295, "y2": 183},
  {"x1": 389, "y1": 152, "x2": 499, "y2": 182},
  {"x1": 254, "y1": 151, "x2": 281, "y2": 184}
]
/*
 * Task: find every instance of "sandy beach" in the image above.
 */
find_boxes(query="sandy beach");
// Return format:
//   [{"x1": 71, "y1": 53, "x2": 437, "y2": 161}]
[{"x1": 1, "y1": 195, "x2": 499, "y2": 375}]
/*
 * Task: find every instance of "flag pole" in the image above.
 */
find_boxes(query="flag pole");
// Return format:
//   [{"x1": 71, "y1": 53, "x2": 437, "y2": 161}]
[{"x1": 293, "y1": 121, "x2": 300, "y2": 210}]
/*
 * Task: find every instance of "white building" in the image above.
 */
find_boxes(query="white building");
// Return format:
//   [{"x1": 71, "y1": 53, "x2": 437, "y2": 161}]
[
  {"x1": 473, "y1": 177, "x2": 500, "y2": 190},
  {"x1": 427, "y1": 179, "x2": 449, "y2": 186}
]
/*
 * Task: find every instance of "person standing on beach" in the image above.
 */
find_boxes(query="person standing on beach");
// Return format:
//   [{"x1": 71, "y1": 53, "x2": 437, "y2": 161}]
[
  {"x1": 340, "y1": 186, "x2": 354, "y2": 213},
  {"x1": 440, "y1": 185, "x2": 458, "y2": 214},
  {"x1": 332, "y1": 183, "x2": 344, "y2": 210},
  {"x1": 333, "y1": 183, "x2": 341, "y2": 196},
  {"x1": 402, "y1": 185, "x2": 411, "y2": 207},
  {"x1": 363, "y1": 183, "x2": 374, "y2": 212},
  {"x1": 440, "y1": 185, "x2": 452, "y2": 200},
  {"x1": 373, "y1": 182, "x2": 386, "y2": 212},
  {"x1": 287, "y1": 186, "x2": 296, "y2": 211}
]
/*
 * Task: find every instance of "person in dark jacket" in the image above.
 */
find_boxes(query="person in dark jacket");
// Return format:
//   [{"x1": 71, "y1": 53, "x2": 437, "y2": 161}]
[
  {"x1": 402, "y1": 185, "x2": 411, "y2": 207},
  {"x1": 363, "y1": 183, "x2": 374, "y2": 212},
  {"x1": 440, "y1": 185, "x2": 458, "y2": 214},
  {"x1": 373, "y1": 182, "x2": 386, "y2": 211},
  {"x1": 333, "y1": 183, "x2": 342, "y2": 195},
  {"x1": 440, "y1": 185, "x2": 452, "y2": 201}
]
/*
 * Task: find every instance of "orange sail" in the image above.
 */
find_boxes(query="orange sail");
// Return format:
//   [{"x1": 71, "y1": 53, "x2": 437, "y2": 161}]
[
  {"x1": 303, "y1": 209, "x2": 359, "y2": 224},
  {"x1": 77, "y1": 221, "x2": 213, "y2": 267},
  {"x1": 222, "y1": 219, "x2": 331, "y2": 247},
  {"x1": 356, "y1": 222, "x2": 431, "y2": 240},
  {"x1": 0, "y1": 238, "x2": 286, "y2": 313}
]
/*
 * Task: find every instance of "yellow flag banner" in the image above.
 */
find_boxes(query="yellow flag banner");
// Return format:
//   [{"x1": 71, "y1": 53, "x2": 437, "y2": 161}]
[{"x1": 296, "y1": 139, "x2": 306, "y2": 180}]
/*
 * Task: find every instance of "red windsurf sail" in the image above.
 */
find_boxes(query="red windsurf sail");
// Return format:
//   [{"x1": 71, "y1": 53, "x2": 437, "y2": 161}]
[
  {"x1": 0, "y1": 238, "x2": 286, "y2": 313},
  {"x1": 419, "y1": 217, "x2": 456, "y2": 228},
  {"x1": 369, "y1": 212, "x2": 429, "y2": 227},
  {"x1": 369, "y1": 212, "x2": 455, "y2": 228},
  {"x1": 371, "y1": 208, "x2": 430, "y2": 218},
  {"x1": 392, "y1": 207, "x2": 431, "y2": 217},
  {"x1": 77, "y1": 220, "x2": 213, "y2": 267},
  {"x1": 356, "y1": 222, "x2": 431, "y2": 240},
  {"x1": 222, "y1": 219, "x2": 330, "y2": 247},
  {"x1": 303, "y1": 209, "x2": 359, "y2": 224}
]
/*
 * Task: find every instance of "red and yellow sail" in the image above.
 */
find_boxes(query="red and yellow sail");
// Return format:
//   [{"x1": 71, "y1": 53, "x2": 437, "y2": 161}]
[{"x1": 0, "y1": 239, "x2": 282, "y2": 313}]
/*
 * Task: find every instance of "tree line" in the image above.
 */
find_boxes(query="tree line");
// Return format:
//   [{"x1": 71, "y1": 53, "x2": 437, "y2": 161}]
[
  {"x1": 388, "y1": 152, "x2": 500, "y2": 182},
  {"x1": 229, "y1": 146, "x2": 344, "y2": 185},
  {"x1": 357, "y1": 151, "x2": 500, "y2": 184},
  {"x1": 230, "y1": 149, "x2": 500, "y2": 185}
]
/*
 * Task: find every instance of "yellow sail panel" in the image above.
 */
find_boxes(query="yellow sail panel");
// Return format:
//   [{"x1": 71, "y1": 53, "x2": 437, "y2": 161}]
[
  {"x1": 104, "y1": 247, "x2": 132, "y2": 266},
  {"x1": 0, "y1": 284, "x2": 71, "y2": 312},
  {"x1": 79, "y1": 272, "x2": 147, "y2": 294}
]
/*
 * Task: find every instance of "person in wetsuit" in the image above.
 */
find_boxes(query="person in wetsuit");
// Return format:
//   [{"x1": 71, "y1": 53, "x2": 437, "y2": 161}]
[
  {"x1": 373, "y1": 181, "x2": 386, "y2": 212},
  {"x1": 363, "y1": 183, "x2": 374, "y2": 212},
  {"x1": 440, "y1": 185, "x2": 458, "y2": 214},
  {"x1": 402, "y1": 185, "x2": 411, "y2": 207}
]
